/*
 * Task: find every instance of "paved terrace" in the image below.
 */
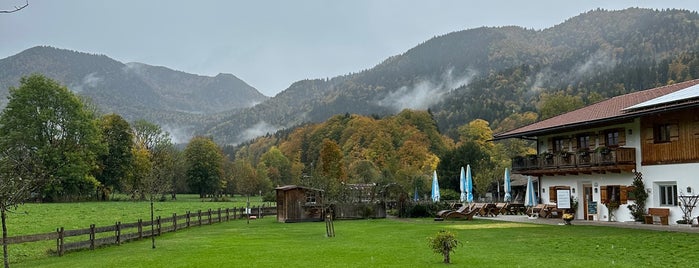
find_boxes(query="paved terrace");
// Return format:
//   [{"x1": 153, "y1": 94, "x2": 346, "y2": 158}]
[{"x1": 482, "y1": 215, "x2": 699, "y2": 233}]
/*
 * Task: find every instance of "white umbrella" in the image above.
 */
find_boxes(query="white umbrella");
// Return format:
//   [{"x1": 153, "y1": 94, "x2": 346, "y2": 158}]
[
  {"x1": 524, "y1": 176, "x2": 537, "y2": 207},
  {"x1": 431, "y1": 170, "x2": 440, "y2": 202},
  {"x1": 459, "y1": 167, "x2": 466, "y2": 203},
  {"x1": 466, "y1": 165, "x2": 473, "y2": 203},
  {"x1": 504, "y1": 168, "x2": 512, "y2": 202}
]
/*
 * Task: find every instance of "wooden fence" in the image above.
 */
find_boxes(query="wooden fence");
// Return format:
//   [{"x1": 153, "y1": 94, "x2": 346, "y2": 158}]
[{"x1": 5, "y1": 205, "x2": 276, "y2": 256}]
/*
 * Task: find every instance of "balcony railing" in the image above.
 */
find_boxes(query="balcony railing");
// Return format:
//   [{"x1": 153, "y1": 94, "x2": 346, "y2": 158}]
[{"x1": 511, "y1": 147, "x2": 636, "y2": 176}]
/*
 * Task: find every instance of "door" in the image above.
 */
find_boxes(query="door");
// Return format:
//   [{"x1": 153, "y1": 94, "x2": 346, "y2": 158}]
[{"x1": 583, "y1": 184, "x2": 593, "y2": 220}]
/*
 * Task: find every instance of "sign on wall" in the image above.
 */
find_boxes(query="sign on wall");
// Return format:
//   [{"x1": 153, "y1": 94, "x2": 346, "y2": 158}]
[{"x1": 557, "y1": 189, "x2": 571, "y2": 209}]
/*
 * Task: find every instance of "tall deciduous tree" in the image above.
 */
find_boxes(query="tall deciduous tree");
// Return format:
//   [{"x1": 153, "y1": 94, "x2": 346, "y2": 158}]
[
  {"x1": 259, "y1": 146, "x2": 292, "y2": 187},
  {"x1": 0, "y1": 74, "x2": 103, "y2": 266},
  {"x1": 0, "y1": 74, "x2": 104, "y2": 201},
  {"x1": 96, "y1": 114, "x2": 134, "y2": 200},
  {"x1": 184, "y1": 136, "x2": 224, "y2": 198}
]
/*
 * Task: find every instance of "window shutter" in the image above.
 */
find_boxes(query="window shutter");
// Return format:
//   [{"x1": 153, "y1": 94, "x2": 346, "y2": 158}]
[
  {"x1": 549, "y1": 186, "x2": 556, "y2": 203},
  {"x1": 600, "y1": 186, "x2": 608, "y2": 204},
  {"x1": 547, "y1": 138, "x2": 553, "y2": 153},
  {"x1": 644, "y1": 127, "x2": 654, "y2": 144},
  {"x1": 670, "y1": 124, "x2": 679, "y2": 141},
  {"x1": 598, "y1": 132, "x2": 606, "y2": 147},
  {"x1": 618, "y1": 128, "x2": 626, "y2": 146},
  {"x1": 620, "y1": 186, "x2": 628, "y2": 204}
]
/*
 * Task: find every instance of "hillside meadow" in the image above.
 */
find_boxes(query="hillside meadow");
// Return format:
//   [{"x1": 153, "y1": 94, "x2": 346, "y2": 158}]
[{"x1": 4, "y1": 199, "x2": 699, "y2": 267}]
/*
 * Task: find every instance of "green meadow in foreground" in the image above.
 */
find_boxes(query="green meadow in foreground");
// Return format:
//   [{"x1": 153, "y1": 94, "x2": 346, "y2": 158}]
[{"x1": 9, "y1": 215, "x2": 699, "y2": 267}]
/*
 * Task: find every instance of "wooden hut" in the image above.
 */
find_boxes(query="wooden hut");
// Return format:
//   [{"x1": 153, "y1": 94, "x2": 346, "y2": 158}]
[{"x1": 275, "y1": 185, "x2": 325, "y2": 223}]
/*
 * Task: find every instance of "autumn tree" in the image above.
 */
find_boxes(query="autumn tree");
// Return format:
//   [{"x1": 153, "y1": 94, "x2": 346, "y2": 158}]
[
  {"x1": 537, "y1": 91, "x2": 585, "y2": 120},
  {"x1": 315, "y1": 139, "x2": 346, "y2": 200},
  {"x1": 96, "y1": 114, "x2": 134, "y2": 200},
  {"x1": 184, "y1": 136, "x2": 224, "y2": 198},
  {"x1": 259, "y1": 146, "x2": 292, "y2": 187},
  {"x1": 233, "y1": 159, "x2": 271, "y2": 196}
]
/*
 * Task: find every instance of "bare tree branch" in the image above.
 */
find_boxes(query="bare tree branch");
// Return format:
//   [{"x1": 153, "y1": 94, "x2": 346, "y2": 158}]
[{"x1": 0, "y1": 0, "x2": 28, "y2": 14}]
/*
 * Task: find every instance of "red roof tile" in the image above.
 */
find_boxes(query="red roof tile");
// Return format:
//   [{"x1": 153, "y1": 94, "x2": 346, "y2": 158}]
[{"x1": 494, "y1": 79, "x2": 699, "y2": 139}]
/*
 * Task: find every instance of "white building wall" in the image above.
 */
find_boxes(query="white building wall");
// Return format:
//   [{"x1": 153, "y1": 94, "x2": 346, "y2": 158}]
[{"x1": 639, "y1": 163, "x2": 699, "y2": 224}]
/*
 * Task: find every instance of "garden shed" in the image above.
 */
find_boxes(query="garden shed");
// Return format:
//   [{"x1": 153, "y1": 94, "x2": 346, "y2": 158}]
[{"x1": 275, "y1": 185, "x2": 325, "y2": 223}]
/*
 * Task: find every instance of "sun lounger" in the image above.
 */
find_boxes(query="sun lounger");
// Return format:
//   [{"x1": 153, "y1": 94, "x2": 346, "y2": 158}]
[{"x1": 436, "y1": 203, "x2": 478, "y2": 220}]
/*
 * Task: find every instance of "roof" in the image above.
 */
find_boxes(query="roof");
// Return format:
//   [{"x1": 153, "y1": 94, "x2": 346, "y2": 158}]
[
  {"x1": 275, "y1": 185, "x2": 324, "y2": 192},
  {"x1": 494, "y1": 79, "x2": 699, "y2": 140}
]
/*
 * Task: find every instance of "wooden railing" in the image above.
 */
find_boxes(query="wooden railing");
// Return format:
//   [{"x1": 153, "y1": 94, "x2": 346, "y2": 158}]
[
  {"x1": 6, "y1": 205, "x2": 276, "y2": 256},
  {"x1": 512, "y1": 147, "x2": 636, "y2": 175}
]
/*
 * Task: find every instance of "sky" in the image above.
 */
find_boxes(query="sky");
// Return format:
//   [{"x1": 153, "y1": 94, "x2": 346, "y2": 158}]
[{"x1": 2, "y1": 1, "x2": 699, "y2": 97}]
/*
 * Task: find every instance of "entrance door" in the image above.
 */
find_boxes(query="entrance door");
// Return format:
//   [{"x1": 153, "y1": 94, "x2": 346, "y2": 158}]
[{"x1": 583, "y1": 184, "x2": 593, "y2": 220}]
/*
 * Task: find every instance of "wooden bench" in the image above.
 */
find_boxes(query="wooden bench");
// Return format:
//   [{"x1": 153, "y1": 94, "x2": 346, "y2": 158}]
[{"x1": 644, "y1": 208, "x2": 670, "y2": 225}]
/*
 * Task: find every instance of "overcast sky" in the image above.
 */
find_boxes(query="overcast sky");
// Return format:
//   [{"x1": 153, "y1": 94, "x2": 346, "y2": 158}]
[{"x1": 2, "y1": 1, "x2": 699, "y2": 96}]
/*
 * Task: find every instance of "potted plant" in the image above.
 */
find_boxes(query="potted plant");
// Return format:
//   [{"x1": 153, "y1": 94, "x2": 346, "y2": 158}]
[{"x1": 562, "y1": 210, "x2": 575, "y2": 225}]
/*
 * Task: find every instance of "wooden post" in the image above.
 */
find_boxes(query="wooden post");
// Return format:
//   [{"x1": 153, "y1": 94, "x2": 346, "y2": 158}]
[
  {"x1": 115, "y1": 222, "x2": 121, "y2": 245},
  {"x1": 186, "y1": 211, "x2": 191, "y2": 228},
  {"x1": 138, "y1": 219, "x2": 143, "y2": 239},
  {"x1": 173, "y1": 213, "x2": 177, "y2": 232},
  {"x1": 56, "y1": 227, "x2": 64, "y2": 256},
  {"x1": 198, "y1": 210, "x2": 202, "y2": 226},
  {"x1": 207, "y1": 209, "x2": 212, "y2": 225},
  {"x1": 225, "y1": 208, "x2": 230, "y2": 221},
  {"x1": 217, "y1": 208, "x2": 222, "y2": 223},
  {"x1": 258, "y1": 205, "x2": 262, "y2": 219},
  {"x1": 233, "y1": 207, "x2": 237, "y2": 219},
  {"x1": 156, "y1": 216, "x2": 161, "y2": 236},
  {"x1": 89, "y1": 224, "x2": 95, "y2": 250}
]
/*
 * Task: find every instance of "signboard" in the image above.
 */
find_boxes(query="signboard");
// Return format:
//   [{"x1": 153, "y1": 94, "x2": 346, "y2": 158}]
[
  {"x1": 557, "y1": 190, "x2": 571, "y2": 209},
  {"x1": 588, "y1": 201, "x2": 597, "y2": 214}
]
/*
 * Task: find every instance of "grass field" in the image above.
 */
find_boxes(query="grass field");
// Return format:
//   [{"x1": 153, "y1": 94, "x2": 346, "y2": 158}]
[{"x1": 5, "y1": 199, "x2": 699, "y2": 267}]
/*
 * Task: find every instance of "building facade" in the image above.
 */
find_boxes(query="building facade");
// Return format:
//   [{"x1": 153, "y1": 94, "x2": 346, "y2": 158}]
[{"x1": 494, "y1": 80, "x2": 699, "y2": 224}]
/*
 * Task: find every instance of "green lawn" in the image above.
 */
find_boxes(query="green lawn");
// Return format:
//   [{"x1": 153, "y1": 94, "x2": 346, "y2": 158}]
[{"x1": 8, "y1": 215, "x2": 699, "y2": 267}]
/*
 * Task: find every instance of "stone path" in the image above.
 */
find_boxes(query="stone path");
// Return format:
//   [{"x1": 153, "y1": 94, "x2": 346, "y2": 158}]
[{"x1": 481, "y1": 215, "x2": 699, "y2": 233}]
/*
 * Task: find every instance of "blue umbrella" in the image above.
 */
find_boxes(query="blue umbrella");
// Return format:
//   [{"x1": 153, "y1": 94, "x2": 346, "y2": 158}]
[
  {"x1": 459, "y1": 167, "x2": 466, "y2": 203},
  {"x1": 504, "y1": 168, "x2": 512, "y2": 202},
  {"x1": 525, "y1": 176, "x2": 537, "y2": 207},
  {"x1": 466, "y1": 165, "x2": 473, "y2": 203},
  {"x1": 413, "y1": 186, "x2": 419, "y2": 202},
  {"x1": 431, "y1": 170, "x2": 440, "y2": 202}
]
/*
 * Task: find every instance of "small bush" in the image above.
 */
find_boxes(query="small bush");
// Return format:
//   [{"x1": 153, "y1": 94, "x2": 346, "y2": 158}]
[{"x1": 428, "y1": 230, "x2": 460, "y2": 264}]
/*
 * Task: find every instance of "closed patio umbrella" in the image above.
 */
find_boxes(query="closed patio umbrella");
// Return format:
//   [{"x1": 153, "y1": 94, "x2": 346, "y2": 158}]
[
  {"x1": 459, "y1": 167, "x2": 466, "y2": 203},
  {"x1": 431, "y1": 171, "x2": 440, "y2": 202},
  {"x1": 504, "y1": 168, "x2": 512, "y2": 202},
  {"x1": 524, "y1": 175, "x2": 537, "y2": 208},
  {"x1": 466, "y1": 165, "x2": 473, "y2": 203}
]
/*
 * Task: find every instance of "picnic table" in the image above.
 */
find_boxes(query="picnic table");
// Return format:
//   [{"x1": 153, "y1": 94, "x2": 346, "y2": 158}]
[{"x1": 506, "y1": 203, "x2": 526, "y2": 215}]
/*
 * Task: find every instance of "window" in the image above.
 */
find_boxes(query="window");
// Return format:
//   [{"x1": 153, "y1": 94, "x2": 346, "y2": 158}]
[
  {"x1": 600, "y1": 185, "x2": 628, "y2": 205},
  {"x1": 605, "y1": 130, "x2": 619, "y2": 147},
  {"x1": 653, "y1": 124, "x2": 672, "y2": 143},
  {"x1": 553, "y1": 138, "x2": 566, "y2": 153},
  {"x1": 305, "y1": 191, "x2": 316, "y2": 204},
  {"x1": 659, "y1": 184, "x2": 677, "y2": 206},
  {"x1": 577, "y1": 135, "x2": 591, "y2": 150}
]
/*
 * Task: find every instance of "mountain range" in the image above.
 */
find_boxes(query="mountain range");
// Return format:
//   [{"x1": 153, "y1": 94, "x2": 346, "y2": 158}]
[{"x1": 3, "y1": 8, "x2": 699, "y2": 144}]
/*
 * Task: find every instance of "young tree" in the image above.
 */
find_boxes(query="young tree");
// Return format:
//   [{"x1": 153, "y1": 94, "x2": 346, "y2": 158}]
[
  {"x1": 184, "y1": 136, "x2": 224, "y2": 198},
  {"x1": 428, "y1": 230, "x2": 460, "y2": 264}
]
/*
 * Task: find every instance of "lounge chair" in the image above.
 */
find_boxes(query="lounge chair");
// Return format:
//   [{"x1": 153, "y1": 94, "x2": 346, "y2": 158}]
[{"x1": 436, "y1": 203, "x2": 478, "y2": 220}]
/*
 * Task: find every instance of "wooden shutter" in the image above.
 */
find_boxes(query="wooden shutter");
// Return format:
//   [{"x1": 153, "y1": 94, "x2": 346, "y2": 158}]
[
  {"x1": 547, "y1": 138, "x2": 553, "y2": 153},
  {"x1": 644, "y1": 127, "x2": 654, "y2": 144},
  {"x1": 670, "y1": 124, "x2": 679, "y2": 141},
  {"x1": 549, "y1": 186, "x2": 556, "y2": 203},
  {"x1": 618, "y1": 128, "x2": 626, "y2": 146},
  {"x1": 600, "y1": 186, "x2": 608, "y2": 204},
  {"x1": 620, "y1": 186, "x2": 628, "y2": 204},
  {"x1": 598, "y1": 132, "x2": 606, "y2": 147}
]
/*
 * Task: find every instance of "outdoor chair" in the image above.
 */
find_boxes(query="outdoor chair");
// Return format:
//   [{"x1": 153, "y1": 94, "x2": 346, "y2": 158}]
[{"x1": 436, "y1": 203, "x2": 478, "y2": 220}]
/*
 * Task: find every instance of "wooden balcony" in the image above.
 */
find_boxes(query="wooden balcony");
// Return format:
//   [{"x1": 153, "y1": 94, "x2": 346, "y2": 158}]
[{"x1": 511, "y1": 147, "x2": 636, "y2": 176}]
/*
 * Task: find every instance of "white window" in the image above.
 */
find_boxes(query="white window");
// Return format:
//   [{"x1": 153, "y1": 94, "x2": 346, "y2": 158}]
[{"x1": 659, "y1": 184, "x2": 677, "y2": 206}]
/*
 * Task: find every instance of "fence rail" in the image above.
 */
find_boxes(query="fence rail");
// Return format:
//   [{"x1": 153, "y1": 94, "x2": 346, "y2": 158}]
[{"x1": 6, "y1": 205, "x2": 276, "y2": 256}]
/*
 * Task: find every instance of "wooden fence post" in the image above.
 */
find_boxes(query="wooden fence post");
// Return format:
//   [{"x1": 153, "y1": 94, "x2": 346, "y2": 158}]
[
  {"x1": 233, "y1": 207, "x2": 237, "y2": 219},
  {"x1": 90, "y1": 224, "x2": 95, "y2": 250},
  {"x1": 198, "y1": 210, "x2": 202, "y2": 226},
  {"x1": 258, "y1": 205, "x2": 262, "y2": 219},
  {"x1": 138, "y1": 219, "x2": 143, "y2": 239},
  {"x1": 156, "y1": 216, "x2": 161, "y2": 236},
  {"x1": 173, "y1": 213, "x2": 177, "y2": 232},
  {"x1": 225, "y1": 208, "x2": 230, "y2": 221},
  {"x1": 217, "y1": 208, "x2": 222, "y2": 223},
  {"x1": 56, "y1": 227, "x2": 64, "y2": 256},
  {"x1": 186, "y1": 211, "x2": 190, "y2": 228},
  {"x1": 207, "y1": 209, "x2": 212, "y2": 224},
  {"x1": 115, "y1": 221, "x2": 121, "y2": 245}
]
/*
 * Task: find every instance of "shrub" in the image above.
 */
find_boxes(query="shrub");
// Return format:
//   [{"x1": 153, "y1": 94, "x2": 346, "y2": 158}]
[{"x1": 428, "y1": 230, "x2": 460, "y2": 264}]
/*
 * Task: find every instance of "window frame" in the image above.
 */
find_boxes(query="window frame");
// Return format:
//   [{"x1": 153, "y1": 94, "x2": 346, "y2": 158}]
[
  {"x1": 654, "y1": 124, "x2": 672, "y2": 143},
  {"x1": 658, "y1": 184, "x2": 678, "y2": 206},
  {"x1": 605, "y1": 130, "x2": 620, "y2": 147}
]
